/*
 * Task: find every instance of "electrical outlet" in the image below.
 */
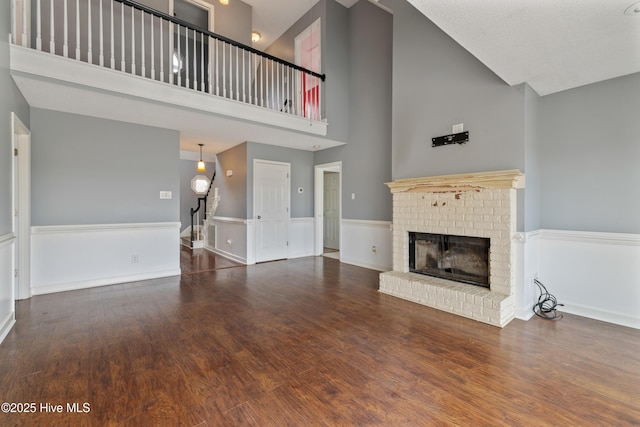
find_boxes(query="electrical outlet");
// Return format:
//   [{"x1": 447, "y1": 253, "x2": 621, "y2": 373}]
[
  {"x1": 371, "y1": 246, "x2": 377, "y2": 253},
  {"x1": 452, "y1": 123, "x2": 464, "y2": 134},
  {"x1": 131, "y1": 254, "x2": 139, "y2": 264}
]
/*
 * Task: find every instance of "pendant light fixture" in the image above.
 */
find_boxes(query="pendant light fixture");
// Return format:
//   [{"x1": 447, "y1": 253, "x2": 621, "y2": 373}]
[{"x1": 197, "y1": 144, "x2": 206, "y2": 172}]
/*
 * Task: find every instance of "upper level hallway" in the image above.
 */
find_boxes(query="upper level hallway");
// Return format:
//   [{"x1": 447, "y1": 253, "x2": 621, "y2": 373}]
[{"x1": 9, "y1": 0, "x2": 346, "y2": 154}]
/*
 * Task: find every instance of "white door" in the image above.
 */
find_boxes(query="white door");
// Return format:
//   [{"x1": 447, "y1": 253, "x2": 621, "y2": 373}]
[
  {"x1": 11, "y1": 113, "x2": 30, "y2": 301},
  {"x1": 254, "y1": 160, "x2": 290, "y2": 262},
  {"x1": 323, "y1": 172, "x2": 339, "y2": 249}
]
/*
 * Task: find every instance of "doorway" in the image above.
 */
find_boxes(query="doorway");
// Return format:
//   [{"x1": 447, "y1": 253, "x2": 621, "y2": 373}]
[
  {"x1": 254, "y1": 160, "x2": 291, "y2": 263},
  {"x1": 170, "y1": 0, "x2": 214, "y2": 90},
  {"x1": 314, "y1": 162, "x2": 341, "y2": 257},
  {"x1": 294, "y1": 18, "x2": 321, "y2": 119},
  {"x1": 11, "y1": 113, "x2": 31, "y2": 301}
]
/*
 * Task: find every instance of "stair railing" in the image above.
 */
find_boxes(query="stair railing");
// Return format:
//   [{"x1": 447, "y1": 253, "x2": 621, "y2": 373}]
[
  {"x1": 190, "y1": 170, "x2": 216, "y2": 247},
  {"x1": 11, "y1": 0, "x2": 326, "y2": 121}
]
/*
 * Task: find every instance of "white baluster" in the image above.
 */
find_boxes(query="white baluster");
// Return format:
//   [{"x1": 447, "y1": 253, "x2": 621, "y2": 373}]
[
  {"x1": 141, "y1": 10, "x2": 145, "y2": 77},
  {"x1": 192, "y1": 29, "x2": 196, "y2": 90},
  {"x1": 50, "y1": 0, "x2": 55, "y2": 53},
  {"x1": 36, "y1": 0, "x2": 42, "y2": 50},
  {"x1": 252, "y1": 52, "x2": 256, "y2": 104},
  {"x1": 265, "y1": 59, "x2": 270, "y2": 109},
  {"x1": 185, "y1": 27, "x2": 190, "y2": 88},
  {"x1": 159, "y1": 18, "x2": 164, "y2": 82},
  {"x1": 177, "y1": 24, "x2": 181, "y2": 86},
  {"x1": 99, "y1": 0, "x2": 104, "y2": 66},
  {"x1": 215, "y1": 39, "x2": 219, "y2": 96},
  {"x1": 168, "y1": 21, "x2": 173, "y2": 85},
  {"x1": 131, "y1": 5, "x2": 135, "y2": 75},
  {"x1": 120, "y1": 2, "x2": 125, "y2": 71},
  {"x1": 63, "y1": 0, "x2": 68, "y2": 57},
  {"x1": 75, "y1": 0, "x2": 80, "y2": 59},
  {"x1": 222, "y1": 41, "x2": 226, "y2": 97},
  {"x1": 228, "y1": 43, "x2": 232, "y2": 98},
  {"x1": 109, "y1": 0, "x2": 114, "y2": 68},
  {"x1": 21, "y1": 0, "x2": 27, "y2": 47},
  {"x1": 11, "y1": 0, "x2": 16, "y2": 45},
  {"x1": 318, "y1": 76, "x2": 322, "y2": 120},
  {"x1": 242, "y1": 49, "x2": 246, "y2": 103},
  {"x1": 261, "y1": 57, "x2": 265, "y2": 107},
  {"x1": 200, "y1": 32, "x2": 204, "y2": 92},
  {"x1": 235, "y1": 46, "x2": 239, "y2": 100},
  {"x1": 150, "y1": 15, "x2": 155, "y2": 80},
  {"x1": 208, "y1": 35, "x2": 212, "y2": 94},
  {"x1": 88, "y1": 0, "x2": 92, "y2": 63}
]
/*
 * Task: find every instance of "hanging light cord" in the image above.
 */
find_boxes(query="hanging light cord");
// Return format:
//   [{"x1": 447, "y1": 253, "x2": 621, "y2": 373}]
[{"x1": 533, "y1": 278, "x2": 564, "y2": 320}]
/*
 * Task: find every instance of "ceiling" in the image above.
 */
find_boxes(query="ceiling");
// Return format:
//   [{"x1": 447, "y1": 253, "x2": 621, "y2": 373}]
[{"x1": 245, "y1": 0, "x2": 640, "y2": 96}]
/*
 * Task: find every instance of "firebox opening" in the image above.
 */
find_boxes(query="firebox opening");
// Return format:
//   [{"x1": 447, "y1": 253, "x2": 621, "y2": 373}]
[{"x1": 409, "y1": 232, "x2": 490, "y2": 288}]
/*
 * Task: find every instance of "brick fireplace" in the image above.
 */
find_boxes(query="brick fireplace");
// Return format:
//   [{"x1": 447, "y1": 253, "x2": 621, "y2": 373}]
[{"x1": 379, "y1": 170, "x2": 524, "y2": 327}]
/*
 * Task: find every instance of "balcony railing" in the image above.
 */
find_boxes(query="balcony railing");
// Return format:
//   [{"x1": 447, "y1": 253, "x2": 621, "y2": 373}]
[{"x1": 10, "y1": 0, "x2": 325, "y2": 121}]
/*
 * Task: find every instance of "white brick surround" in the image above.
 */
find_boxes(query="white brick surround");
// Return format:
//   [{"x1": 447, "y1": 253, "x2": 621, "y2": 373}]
[{"x1": 379, "y1": 170, "x2": 524, "y2": 327}]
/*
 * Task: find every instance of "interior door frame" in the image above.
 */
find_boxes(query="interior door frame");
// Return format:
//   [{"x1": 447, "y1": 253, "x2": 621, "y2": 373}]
[
  {"x1": 314, "y1": 161, "x2": 341, "y2": 256},
  {"x1": 253, "y1": 159, "x2": 291, "y2": 263},
  {"x1": 11, "y1": 112, "x2": 31, "y2": 301},
  {"x1": 294, "y1": 18, "x2": 321, "y2": 117}
]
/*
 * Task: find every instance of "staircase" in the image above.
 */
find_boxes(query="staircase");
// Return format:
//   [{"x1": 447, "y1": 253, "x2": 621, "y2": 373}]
[{"x1": 187, "y1": 171, "x2": 218, "y2": 249}]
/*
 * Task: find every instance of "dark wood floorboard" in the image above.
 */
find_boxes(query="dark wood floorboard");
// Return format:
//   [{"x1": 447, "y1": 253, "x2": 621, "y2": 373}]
[{"x1": 1, "y1": 246, "x2": 639, "y2": 426}]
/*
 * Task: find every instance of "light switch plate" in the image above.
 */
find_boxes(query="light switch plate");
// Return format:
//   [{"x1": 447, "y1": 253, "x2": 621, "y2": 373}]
[{"x1": 160, "y1": 191, "x2": 172, "y2": 199}]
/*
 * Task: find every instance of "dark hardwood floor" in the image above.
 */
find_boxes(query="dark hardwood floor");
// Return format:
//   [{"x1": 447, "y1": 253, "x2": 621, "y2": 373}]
[{"x1": 1, "y1": 246, "x2": 639, "y2": 426}]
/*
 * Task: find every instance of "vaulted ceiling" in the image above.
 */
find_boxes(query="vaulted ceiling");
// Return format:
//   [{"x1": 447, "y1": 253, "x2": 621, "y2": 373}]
[{"x1": 247, "y1": 0, "x2": 640, "y2": 95}]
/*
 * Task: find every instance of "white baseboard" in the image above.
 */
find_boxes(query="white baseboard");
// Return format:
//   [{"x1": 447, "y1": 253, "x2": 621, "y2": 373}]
[
  {"x1": 0, "y1": 312, "x2": 16, "y2": 345},
  {"x1": 31, "y1": 222, "x2": 181, "y2": 295},
  {"x1": 0, "y1": 233, "x2": 16, "y2": 343},
  {"x1": 559, "y1": 303, "x2": 640, "y2": 330},
  {"x1": 207, "y1": 247, "x2": 247, "y2": 265},
  {"x1": 31, "y1": 269, "x2": 181, "y2": 295}
]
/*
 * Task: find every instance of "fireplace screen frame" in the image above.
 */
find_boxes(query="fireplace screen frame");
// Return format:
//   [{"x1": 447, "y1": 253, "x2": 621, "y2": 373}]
[{"x1": 408, "y1": 232, "x2": 490, "y2": 288}]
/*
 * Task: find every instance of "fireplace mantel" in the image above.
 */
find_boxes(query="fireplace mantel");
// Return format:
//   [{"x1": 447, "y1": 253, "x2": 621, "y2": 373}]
[{"x1": 386, "y1": 169, "x2": 524, "y2": 194}]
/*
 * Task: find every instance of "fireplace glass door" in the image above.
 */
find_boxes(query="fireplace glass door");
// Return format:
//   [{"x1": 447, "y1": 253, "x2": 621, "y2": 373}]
[{"x1": 409, "y1": 232, "x2": 490, "y2": 287}]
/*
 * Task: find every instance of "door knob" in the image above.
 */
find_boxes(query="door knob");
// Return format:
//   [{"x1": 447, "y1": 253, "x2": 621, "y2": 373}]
[{"x1": 257, "y1": 215, "x2": 261, "y2": 219}]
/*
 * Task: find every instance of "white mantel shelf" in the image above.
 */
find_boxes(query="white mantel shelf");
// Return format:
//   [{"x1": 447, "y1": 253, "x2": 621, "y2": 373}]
[{"x1": 386, "y1": 169, "x2": 525, "y2": 193}]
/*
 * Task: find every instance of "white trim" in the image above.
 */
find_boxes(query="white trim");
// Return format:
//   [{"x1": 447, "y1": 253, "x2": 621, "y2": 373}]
[
  {"x1": 211, "y1": 216, "x2": 247, "y2": 224},
  {"x1": 207, "y1": 247, "x2": 247, "y2": 265},
  {"x1": 10, "y1": 46, "x2": 328, "y2": 137},
  {"x1": 0, "y1": 312, "x2": 16, "y2": 345},
  {"x1": 32, "y1": 222, "x2": 181, "y2": 234},
  {"x1": 0, "y1": 233, "x2": 15, "y2": 248},
  {"x1": 538, "y1": 229, "x2": 640, "y2": 246},
  {"x1": 341, "y1": 219, "x2": 392, "y2": 228},
  {"x1": 558, "y1": 303, "x2": 640, "y2": 330},
  {"x1": 31, "y1": 269, "x2": 182, "y2": 296},
  {"x1": 314, "y1": 161, "x2": 342, "y2": 256}
]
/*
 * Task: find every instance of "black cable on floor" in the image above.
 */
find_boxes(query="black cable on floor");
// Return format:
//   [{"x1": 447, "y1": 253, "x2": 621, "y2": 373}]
[{"x1": 533, "y1": 278, "x2": 564, "y2": 320}]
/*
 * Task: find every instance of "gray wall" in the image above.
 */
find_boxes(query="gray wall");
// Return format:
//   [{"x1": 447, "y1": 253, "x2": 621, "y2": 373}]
[
  {"x1": 315, "y1": 0, "x2": 393, "y2": 222},
  {"x1": 538, "y1": 72, "x2": 640, "y2": 234},
  {"x1": 215, "y1": 142, "x2": 248, "y2": 219},
  {"x1": 382, "y1": 0, "x2": 525, "y2": 180},
  {"x1": 524, "y1": 84, "x2": 541, "y2": 232},
  {"x1": 31, "y1": 109, "x2": 180, "y2": 225},
  {"x1": 266, "y1": 0, "x2": 350, "y2": 144},
  {"x1": 180, "y1": 159, "x2": 215, "y2": 232},
  {"x1": 247, "y1": 142, "x2": 314, "y2": 218},
  {"x1": 0, "y1": 1, "x2": 30, "y2": 235}
]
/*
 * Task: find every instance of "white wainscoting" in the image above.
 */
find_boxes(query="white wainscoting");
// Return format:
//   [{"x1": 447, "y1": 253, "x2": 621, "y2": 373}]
[
  {"x1": 533, "y1": 229, "x2": 640, "y2": 329},
  {"x1": 209, "y1": 217, "x2": 249, "y2": 264},
  {"x1": 0, "y1": 233, "x2": 16, "y2": 344},
  {"x1": 340, "y1": 219, "x2": 392, "y2": 271},
  {"x1": 289, "y1": 218, "x2": 315, "y2": 259},
  {"x1": 31, "y1": 222, "x2": 181, "y2": 295}
]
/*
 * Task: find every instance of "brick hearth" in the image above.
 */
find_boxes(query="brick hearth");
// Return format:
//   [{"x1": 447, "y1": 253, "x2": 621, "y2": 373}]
[{"x1": 379, "y1": 170, "x2": 524, "y2": 327}]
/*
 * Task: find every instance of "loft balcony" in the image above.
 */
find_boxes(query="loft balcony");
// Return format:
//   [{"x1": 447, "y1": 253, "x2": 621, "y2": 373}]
[{"x1": 9, "y1": 0, "x2": 343, "y2": 152}]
